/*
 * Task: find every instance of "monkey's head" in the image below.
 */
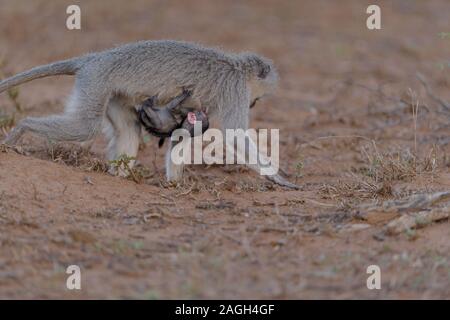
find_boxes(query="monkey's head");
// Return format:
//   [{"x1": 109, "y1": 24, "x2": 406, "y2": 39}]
[
  {"x1": 157, "y1": 111, "x2": 209, "y2": 148},
  {"x1": 240, "y1": 53, "x2": 279, "y2": 109},
  {"x1": 180, "y1": 111, "x2": 209, "y2": 137}
]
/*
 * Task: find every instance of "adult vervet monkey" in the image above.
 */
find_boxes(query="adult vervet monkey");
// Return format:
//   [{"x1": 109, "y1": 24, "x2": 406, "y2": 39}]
[{"x1": 0, "y1": 40, "x2": 297, "y2": 189}]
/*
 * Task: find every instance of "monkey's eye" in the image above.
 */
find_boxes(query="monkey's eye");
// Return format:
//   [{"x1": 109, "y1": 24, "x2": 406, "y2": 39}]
[{"x1": 249, "y1": 98, "x2": 260, "y2": 109}]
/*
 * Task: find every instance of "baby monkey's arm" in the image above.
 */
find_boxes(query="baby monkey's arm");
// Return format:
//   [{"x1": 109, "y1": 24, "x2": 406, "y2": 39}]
[
  {"x1": 165, "y1": 89, "x2": 192, "y2": 113},
  {"x1": 139, "y1": 96, "x2": 163, "y2": 129}
]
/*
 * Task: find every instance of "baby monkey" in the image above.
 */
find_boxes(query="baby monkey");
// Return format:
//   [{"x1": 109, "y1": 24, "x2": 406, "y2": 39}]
[{"x1": 138, "y1": 90, "x2": 209, "y2": 147}]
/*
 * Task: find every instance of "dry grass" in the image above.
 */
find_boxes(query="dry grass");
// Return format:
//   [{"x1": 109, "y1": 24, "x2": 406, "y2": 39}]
[
  {"x1": 108, "y1": 153, "x2": 160, "y2": 184},
  {"x1": 320, "y1": 142, "x2": 439, "y2": 209},
  {"x1": 0, "y1": 111, "x2": 15, "y2": 132},
  {"x1": 0, "y1": 143, "x2": 8, "y2": 153},
  {"x1": 45, "y1": 143, "x2": 109, "y2": 173},
  {"x1": 322, "y1": 87, "x2": 439, "y2": 205},
  {"x1": 357, "y1": 144, "x2": 438, "y2": 183},
  {"x1": 358, "y1": 90, "x2": 437, "y2": 184}
]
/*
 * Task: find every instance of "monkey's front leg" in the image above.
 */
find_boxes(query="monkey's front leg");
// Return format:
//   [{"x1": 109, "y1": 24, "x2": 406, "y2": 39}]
[
  {"x1": 165, "y1": 138, "x2": 191, "y2": 182},
  {"x1": 265, "y1": 172, "x2": 300, "y2": 190},
  {"x1": 229, "y1": 135, "x2": 299, "y2": 190}
]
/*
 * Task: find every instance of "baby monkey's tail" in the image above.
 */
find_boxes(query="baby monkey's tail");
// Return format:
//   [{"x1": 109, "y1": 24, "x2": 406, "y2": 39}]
[{"x1": 0, "y1": 56, "x2": 85, "y2": 94}]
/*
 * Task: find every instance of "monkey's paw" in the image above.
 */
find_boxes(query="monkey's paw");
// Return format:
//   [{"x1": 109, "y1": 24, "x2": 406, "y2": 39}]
[{"x1": 266, "y1": 174, "x2": 300, "y2": 190}]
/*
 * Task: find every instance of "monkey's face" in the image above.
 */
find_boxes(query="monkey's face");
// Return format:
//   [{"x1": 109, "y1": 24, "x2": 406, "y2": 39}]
[
  {"x1": 248, "y1": 78, "x2": 277, "y2": 109},
  {"x1": 181, "y1": 111, "x2": 209, "y2": 137},
  {"x1": 249, "y1": 97, "x2": 260, "y2": 109}
]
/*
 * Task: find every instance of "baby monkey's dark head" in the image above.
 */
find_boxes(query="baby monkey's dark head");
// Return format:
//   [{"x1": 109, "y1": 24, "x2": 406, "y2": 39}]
[{"x1": 158, "y1": 110, "x2": 209, "y2": 148}]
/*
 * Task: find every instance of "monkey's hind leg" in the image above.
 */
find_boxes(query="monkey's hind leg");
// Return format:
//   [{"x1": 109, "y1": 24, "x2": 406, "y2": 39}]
[
  {"x1": 3, "y1": 114, "x2": 103, "y2": 146},
  {"x1": 3, "y1": 89, "x2": 109, "y2": 146}
]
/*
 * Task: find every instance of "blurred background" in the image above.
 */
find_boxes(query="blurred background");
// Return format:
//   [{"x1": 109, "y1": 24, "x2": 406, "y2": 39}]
[{"x1": 0, "y1": 0, "x2": 449, "y2": 299}]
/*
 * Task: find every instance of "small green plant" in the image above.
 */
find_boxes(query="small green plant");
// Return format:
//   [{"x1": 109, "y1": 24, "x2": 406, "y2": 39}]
[
  {"x1": 0, "y1": 58, "x2": 22, "y2": 112},
  {"x1": 0, "y1": 57, "x2": 22, "y2": 133},
  {"x1": 294, "y1": 160, "x2": 304, "y2": 179},
  {"x1": 405, "y1": 228, "x2": 418, "y2": 241},
  {"x1": 109, "y1": 154, "x2": 142, "y2": 183},
  {"x1": 438, "y1": 32, "x2": 450, "y2": 39},
  {"x1": 6, "y1": 87, "x2": 22, "y2": 113},
  {"x1": 0, "y1": 111, "x2": 15, "y2": 129}
]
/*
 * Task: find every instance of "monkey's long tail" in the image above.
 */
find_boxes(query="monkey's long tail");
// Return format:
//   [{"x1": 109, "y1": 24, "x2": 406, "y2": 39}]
[{"x1": 0, "y1": 57, "x2": 84, "y2": 94}]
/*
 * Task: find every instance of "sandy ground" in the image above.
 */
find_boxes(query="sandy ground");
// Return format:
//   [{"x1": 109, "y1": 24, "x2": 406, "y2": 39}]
[{"x1": 0, "y1": 0, "x2": 449, "y2": 299}]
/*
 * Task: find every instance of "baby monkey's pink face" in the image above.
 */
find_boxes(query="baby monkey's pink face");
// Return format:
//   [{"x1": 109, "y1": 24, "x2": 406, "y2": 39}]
[
  {"x1": 182, "y1": 111, "x2": 209, "y2": 137},
  {"x1": 187, "y1": 111, "x2": 198, "y2": 124}
]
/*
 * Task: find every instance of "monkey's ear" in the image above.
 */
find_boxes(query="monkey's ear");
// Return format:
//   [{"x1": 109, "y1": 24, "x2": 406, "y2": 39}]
[
  {"x1": 143, "y1": 96, "x2": 157, "y2": 108},
  {"x1": 258, "y1": 63, "x2": 271, "y2": 79},
  {"x1": 242, "y1": 53, "x2": 273, "y2": 80},
  {"x1": 182, "y1": 88, "x2": 192, "y2": 96}
]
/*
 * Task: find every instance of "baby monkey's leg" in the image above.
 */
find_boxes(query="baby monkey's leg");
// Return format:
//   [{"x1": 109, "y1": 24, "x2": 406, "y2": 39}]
[
  {"x1": 3, "y1": 88, "x2": 107, "y2": 145},
  {"x1": 139, "y1": 99, "x2": 162, "y2": 129}
]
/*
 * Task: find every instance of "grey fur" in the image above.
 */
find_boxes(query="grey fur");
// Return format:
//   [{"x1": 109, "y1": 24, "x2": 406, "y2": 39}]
[
  {"x1": 0, "y1": 58, "x2": 85, "y2": 93},
  {"x1": 0, "y1": 40, "x2": 296, "y2": 188}
]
